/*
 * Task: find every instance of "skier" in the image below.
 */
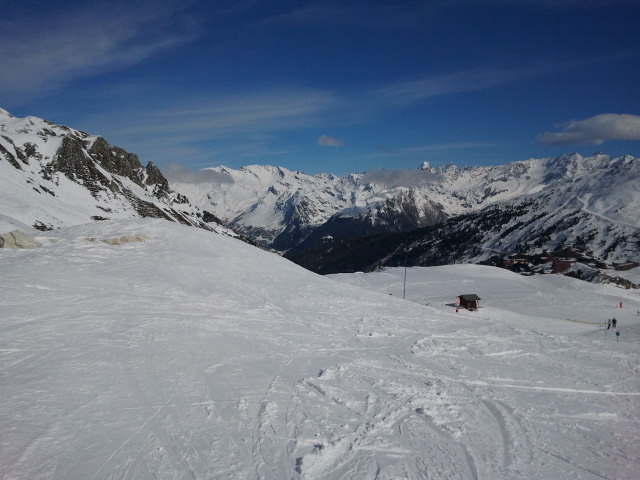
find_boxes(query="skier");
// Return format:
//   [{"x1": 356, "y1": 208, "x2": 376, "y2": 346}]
[
  {"x1": 612, "y1": 318, "x2": 617, "y2": 329},
  {"x1": 607, "y1": 319, "x2": 612, "y2": 330}
]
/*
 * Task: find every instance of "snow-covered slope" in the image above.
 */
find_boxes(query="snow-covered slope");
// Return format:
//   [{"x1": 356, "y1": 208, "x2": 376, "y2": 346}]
[
  {"x1": 2, "y1": 219, "x2": 639, "y2": 479},
  {"x1": 0, "y1": 108, "x2": 224, "y2": 234},
  {"x1": 171, "y1": 154, "x2": 639, "y2": 258}
]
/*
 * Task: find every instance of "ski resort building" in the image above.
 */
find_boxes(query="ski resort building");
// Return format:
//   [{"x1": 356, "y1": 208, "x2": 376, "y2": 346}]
[{"x1": 456, "y1": 294, "x2": 481, "y2": 311}]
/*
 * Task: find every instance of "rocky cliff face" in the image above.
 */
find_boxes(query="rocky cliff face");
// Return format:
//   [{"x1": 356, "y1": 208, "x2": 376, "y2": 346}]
[{"x1": 0, "y1": 108, "x2": 225, "y2": 233}]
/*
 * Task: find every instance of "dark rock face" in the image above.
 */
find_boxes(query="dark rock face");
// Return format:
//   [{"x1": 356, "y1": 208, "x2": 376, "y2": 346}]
[
  {"x1": 89, "y1": 137, "x2": 142, "y2": 181},
  {"x1": 41, "y1": 135, "x2": 189, "y2": 223},
  {"x1": 33, "y1": 221, "x2": 53, "y2": 231},
  {"x1": 46, "y1": 137, "x2": 114, "y2": 195},
  {"x1": 201, "y1": 210, "x2": 222, "y2": 224},
  {"x1": 145, "y1": 162, "x2": 171, "y2": 198},
  {"x1": 0, "y1": 137, "x2": 24, "y2": 170}
]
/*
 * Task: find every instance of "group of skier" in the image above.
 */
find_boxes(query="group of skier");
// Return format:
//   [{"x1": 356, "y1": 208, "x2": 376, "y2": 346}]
[{"x1": 606, "y1": 318, "x2": 618, "y2": 330}]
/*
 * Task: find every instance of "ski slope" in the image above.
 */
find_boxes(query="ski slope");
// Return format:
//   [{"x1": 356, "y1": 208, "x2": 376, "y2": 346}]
[{"x1": 1, "y1": 220, "x2": 639, "y2": 479}]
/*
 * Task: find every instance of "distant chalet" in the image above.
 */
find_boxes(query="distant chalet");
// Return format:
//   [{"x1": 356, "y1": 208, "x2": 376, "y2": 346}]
[{"x1": 456, "y1": 294, "x2": 481, "y2": 311}]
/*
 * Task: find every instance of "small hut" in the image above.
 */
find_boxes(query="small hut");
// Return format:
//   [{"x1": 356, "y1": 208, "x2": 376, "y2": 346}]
[{"x1": 455, "y1": 294, "x2": 481, "y2": 311}]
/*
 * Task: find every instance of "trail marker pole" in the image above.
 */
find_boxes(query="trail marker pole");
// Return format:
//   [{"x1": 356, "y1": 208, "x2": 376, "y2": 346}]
[{"x1": 403, "y1": 253, "x2": 408, "y2": 300}]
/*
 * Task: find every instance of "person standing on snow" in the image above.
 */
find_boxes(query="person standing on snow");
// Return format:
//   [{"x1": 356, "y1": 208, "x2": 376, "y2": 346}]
[
  {"x1": 612, "y1": 318, "x2": 617, "y2": 329},
  {"x1": 607, "y1": 319, "x2": 612, "y2": 330}
]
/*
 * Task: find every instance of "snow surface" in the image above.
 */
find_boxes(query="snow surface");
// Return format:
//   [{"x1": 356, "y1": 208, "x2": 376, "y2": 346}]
[{"x1": 2, "y1": 220, "x2": 639, "y2": 479}]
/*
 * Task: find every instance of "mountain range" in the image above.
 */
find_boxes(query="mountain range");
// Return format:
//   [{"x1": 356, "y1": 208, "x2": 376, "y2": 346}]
[
  {"x1": 171, "y1": 155, "x2": 639, "y2": 281},
  {"x1": 1, "y1": 108, "x2": 638, "y2": 285}
]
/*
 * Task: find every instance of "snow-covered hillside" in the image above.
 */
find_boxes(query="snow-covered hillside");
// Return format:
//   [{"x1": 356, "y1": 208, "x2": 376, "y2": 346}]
[
  {"x1": 0, "y1": 108, "x2": 222, "y2": 234},
  {"x1": 171, "y1": 155, "x2": 639, "y2": 260},
  {"x1": 2, "y1": 219, "x2": 639, "y2": 479}
]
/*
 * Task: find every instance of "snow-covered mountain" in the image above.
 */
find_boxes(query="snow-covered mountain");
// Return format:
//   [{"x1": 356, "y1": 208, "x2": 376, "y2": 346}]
[
  {"x1": 289, "y1": 154, "x2": 640, "y2": 279},
  {"x1": 172, "y1": 154, "x2": 639, "y2": 270},
  {"x1": 0, "y1": 108, "x2": 225, "y2": 234},
  {"x1": 3, "y1": 107, "x2": 636, "y2": 280},
  {"x1": 2, "y1": 218, "x2": 639, "y2": 479},
  {"x1": 170, "y1": 165, "x2": 450, "y2": 252}
]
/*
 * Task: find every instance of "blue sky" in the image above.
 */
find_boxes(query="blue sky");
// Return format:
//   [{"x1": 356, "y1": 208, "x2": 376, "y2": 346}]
[{"x1": 1, "y1": 0, "x2": 639, "y2": 175}]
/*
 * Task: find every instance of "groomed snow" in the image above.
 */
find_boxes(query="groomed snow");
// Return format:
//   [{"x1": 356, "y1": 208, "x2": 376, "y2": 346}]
[{"x1": 2, "y1": 220, "x2": 639, "y2": 479}]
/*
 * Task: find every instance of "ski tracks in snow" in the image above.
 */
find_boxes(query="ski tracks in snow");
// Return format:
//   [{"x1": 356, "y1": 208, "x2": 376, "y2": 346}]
[{"x1": 577, "y1": 195, "x2": 640, "y2": 229}]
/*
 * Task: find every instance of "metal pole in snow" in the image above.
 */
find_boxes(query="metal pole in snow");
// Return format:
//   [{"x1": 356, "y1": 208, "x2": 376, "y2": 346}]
[{"x1": 403, "y1": 253, "x2": 408, "y2": 300}]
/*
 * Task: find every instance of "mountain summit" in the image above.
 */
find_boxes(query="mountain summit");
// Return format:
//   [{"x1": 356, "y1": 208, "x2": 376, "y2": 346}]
[{"x1": 0, "y1": 108, "x2": 221, "y2": 233}]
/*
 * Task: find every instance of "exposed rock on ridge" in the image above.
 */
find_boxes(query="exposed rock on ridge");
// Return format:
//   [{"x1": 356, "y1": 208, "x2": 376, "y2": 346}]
[{"x1": 0, "y1": 108, "x2": 229, "y2": 234}]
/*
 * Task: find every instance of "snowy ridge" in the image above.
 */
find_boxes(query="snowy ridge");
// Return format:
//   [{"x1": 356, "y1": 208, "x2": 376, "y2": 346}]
[
  {"x1": 0, "y1": 108, "x2": 231, "y2": 235},
  {"x1": 1, "y1": 219, "x2": 639, "y2": 479},
  {"x1": 171, "y1": 154, "x2": 639, "y2": 257},
  {"x1": 172, "y1": 165, "x2": 374, "y2": 249},
  {"x1": 288, "y1": 179, "x2": 640, "y2": 277}
]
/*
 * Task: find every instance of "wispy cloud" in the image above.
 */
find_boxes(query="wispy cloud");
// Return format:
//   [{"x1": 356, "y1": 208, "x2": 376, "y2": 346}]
[
  {"x1": 370, "y1": 66, "x2": 546, "y2": 108},
  {"x1": 0, "y1": 1, "x2": 200, "y2": 95},
  {"x1": 365, "y1": 142, "x2": 497, "y2": 159},
  {"x1": 163, "y1": 164, "x2": 234, "y2": 185},
  {"x1": 367, "y1": 50, "x2": 640, "y2": 110},
  {"x1": 77, "y1": 87, "x2": 340, "y2": 166},
  {"x1": 75, "y1": 64, "x2": 534, "y2": 167},
  {"x1": 251, "y1": 4, "x2": 433, "y2": 30},
  {"x1": 475, "y1": 0, "x2": 640, "y2": 8},
  {"x1": 402, "y1": 142, "x2": 497, "y2": 153},
  {"x1": 97, "y1": 88, "x2": 340, "y2": 138},
  {"x1": 360, "y1": 168, "x2": 442, "y2": 188},
  {"x1": 70, "y1": 57, "x2": 614, "y2": 168},
  {"x1": 537, "y1": 114, "x2": 640, "y2": 146},
  {"x1": 318, "y1": 135, "x2": 344, "y2": 147}
]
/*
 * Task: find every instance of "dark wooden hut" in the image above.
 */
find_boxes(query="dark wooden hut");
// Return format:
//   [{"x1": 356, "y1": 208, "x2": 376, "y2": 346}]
[{"x1": 456, "y1": 294, "x2": 481, "y2": 311}]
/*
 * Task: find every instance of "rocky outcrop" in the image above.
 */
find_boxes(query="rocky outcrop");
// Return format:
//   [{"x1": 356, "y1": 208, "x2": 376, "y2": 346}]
[
  {"x1": 145, "y1": 162, "x2": 171, "y2": 198},
  {"x1": 45, "y1": 136, "x2": 114, "y2": 195},
  {"x1": 0, "y1": 230, "x2": 42, "y2": 249}
]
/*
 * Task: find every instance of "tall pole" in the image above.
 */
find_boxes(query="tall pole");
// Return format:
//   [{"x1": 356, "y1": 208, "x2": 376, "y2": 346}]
[{"x1": 403, "y1": 253, "x2": 408, "y2": 299}]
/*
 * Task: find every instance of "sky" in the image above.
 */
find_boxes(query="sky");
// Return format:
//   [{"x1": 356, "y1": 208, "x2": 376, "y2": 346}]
[{"x1": 1, "y1": 0, "x2": 639, "y2": 176}]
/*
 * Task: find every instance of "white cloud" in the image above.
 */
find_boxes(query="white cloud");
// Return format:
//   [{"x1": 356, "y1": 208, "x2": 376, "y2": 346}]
[
  {"x1": 317, "y1": 135, "x2": 344, "y2": 147},
  {"x1": 360, "y1": 168, "x2": 442, "y2": 188},
  {"x1": 362, "y1": 142, "x2": 496, "y2": 159},
  {"x1": 371, "y1": 66, "x2": 546, "y2": 108},
  {"x1": 163, "y1": 164, "x2": 234, "y2": 185},
  {"x1": 76, "y1": 87, "x2": 340, "y2": 166},
  {"x1": 93, "y1": 88, "x2": 340, "y2": 139},
  {"x1": 0, "y1": 1, "x2": 200, "y2": 95},
  {"x1": 537, "y1": 114, "x2": 640, "y2": 146},
  {"x1": 252, "y1": 4, "x2": 433, "y2": 30}
]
